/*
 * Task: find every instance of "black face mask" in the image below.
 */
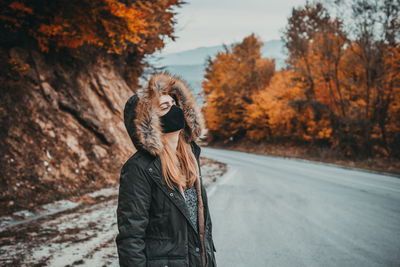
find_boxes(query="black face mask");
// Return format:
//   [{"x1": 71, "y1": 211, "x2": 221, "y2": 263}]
[{"x1": 159, "y1": 104, "x2": 186, "y2": 133}]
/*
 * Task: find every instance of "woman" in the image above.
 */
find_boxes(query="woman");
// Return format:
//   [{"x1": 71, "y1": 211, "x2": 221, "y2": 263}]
[{"x1": 115, "y1": 73, "x2": 217, "y2": 267}]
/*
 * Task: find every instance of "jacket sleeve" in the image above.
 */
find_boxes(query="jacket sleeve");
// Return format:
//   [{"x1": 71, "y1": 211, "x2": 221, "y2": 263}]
[{"x1": 115, "y1": 161, "x2": 151, "y2": 267}]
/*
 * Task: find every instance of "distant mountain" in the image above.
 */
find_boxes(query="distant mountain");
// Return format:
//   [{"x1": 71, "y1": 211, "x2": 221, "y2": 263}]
[
  {"x1": 146, "y1": 39, "x2": 287, "y2": 106},
  {"x1": 150, "y1": 39, "x2": 286, "y2": 67}
]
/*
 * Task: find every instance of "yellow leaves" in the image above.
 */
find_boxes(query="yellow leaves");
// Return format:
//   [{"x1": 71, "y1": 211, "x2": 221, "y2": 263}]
[
  {"x1": 8, "y1": 57, "x2": 29, "y2": 75},
  {"x1": 36, "y1": 21, "x2": 89, "y2": 50},
  {"x1": 238, "y1": 68, "x2": 336, "y2": 142},
  {"x1": 36, "y1": 36, "x2": 49, "y2": 53},
  {"x1": 202, "y1": 2, "x2": 399, "y2": 156},
  {"x1": 318, "y1": 127, "x2": 332, "y2": 139},
  {"x1": 101, "y1": 0, "x2": 148, "y2": 54},
  {"x1": 1, "y1": 2, "x2": 34, "y2": 29},
  {"x1": 9, "y1": 2, "x2": 33, "y2": 14},
  {"x1": 243, "y1": 70, "x2": 298, "y2": 140},
  {"x1": 202, "y1": 34, "x2": 276, "y2": 140},
  {"x1": 2, "y1": 0, "x2": 179, "y2": 55},
  {"x1": 297, "y1": 106, "x2": 333, "y2": 141},
  {"x1": 38, "y1": 24, "x2": 64, "y2": 37},
  {"x1": 107, "y1": 0, "x2": 145, "y2": 22},
  {"x1": 203, "y1": 27, "x2": 399, "y2": 155},
  {"x1": 35, "y1": 0, "x2": 148, "y2": 54}
]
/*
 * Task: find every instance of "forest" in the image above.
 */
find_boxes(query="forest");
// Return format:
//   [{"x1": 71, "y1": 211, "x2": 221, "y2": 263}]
[{"x1": 202, "y1": 0, "x2": 399, "y2": 160}]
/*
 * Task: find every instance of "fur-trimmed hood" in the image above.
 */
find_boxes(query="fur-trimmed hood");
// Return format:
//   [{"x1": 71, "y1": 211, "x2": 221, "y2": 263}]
[{"x1": 123, "y1": 73, "x2": 205, "y2": 155}]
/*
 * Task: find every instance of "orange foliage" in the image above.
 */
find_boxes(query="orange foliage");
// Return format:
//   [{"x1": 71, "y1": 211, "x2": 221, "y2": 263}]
[
  {"x1": 203, "y1": 1, "x2": 399, "y2": 157},
  {"x1": 34, "y1": 2, "x2": 147, "y2": 54},
  {"x1": 1, "y1": 0, "x2": 182, "y2": 55},
  {"x1": 245, "y1": 70, "x2": 299, "y2": 141},
  {"x1": 9, "y1": 2, "x2": 33, "y2": 14},
  {"x1": 202, "y1": 34, "x2": 275, "y2": 141}
]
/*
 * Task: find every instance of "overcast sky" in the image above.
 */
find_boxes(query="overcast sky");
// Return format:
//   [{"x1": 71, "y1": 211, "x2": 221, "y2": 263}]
[{"x1": 161, "y1": 0, "x2": 310, "y2": 54}]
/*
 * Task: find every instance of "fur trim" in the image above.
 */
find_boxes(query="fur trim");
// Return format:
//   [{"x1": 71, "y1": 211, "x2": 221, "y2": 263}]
[{"x1": 133, "y1": 73, "x2": 205, "y2": 156}]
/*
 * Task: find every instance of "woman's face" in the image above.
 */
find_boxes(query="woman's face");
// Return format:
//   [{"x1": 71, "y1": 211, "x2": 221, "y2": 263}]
[{"x1": 158, "y1": 94, "x2": 176, "y2": 116}]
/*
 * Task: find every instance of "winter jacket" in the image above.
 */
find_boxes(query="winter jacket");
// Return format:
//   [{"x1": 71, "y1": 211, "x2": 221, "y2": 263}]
[{"x1": 115, "y1": 73, "x2": 217, "y2": 267}]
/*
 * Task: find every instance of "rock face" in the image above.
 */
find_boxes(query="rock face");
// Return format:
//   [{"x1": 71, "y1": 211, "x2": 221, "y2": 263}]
[{"x1": 1, "y1": 47, "x2": 138, "y2": 214}]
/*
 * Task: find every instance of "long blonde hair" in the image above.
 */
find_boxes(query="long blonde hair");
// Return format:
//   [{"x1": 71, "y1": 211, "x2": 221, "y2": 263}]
[{"x1": 159, "y1": 130, "x2": 199, "y2": 190}]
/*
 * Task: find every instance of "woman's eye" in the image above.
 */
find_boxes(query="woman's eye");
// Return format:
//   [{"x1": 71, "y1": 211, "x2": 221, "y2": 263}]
[{"x1": 160, "y1": 100, "x2": 175, "y2": 110}]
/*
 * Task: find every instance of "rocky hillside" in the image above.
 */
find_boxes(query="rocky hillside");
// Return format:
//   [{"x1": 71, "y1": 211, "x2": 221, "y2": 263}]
[
  {"x1": 1, "y1": 47, "x2": 138, "y2": 215},
  {"x1": 0, "y1": 0, "x2": 185, "y2": 216}
]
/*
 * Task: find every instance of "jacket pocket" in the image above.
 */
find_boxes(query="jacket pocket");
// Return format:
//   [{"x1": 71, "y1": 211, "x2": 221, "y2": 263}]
[{"x1": 145, "y1": 237, "x2": 172, "y2": 259}]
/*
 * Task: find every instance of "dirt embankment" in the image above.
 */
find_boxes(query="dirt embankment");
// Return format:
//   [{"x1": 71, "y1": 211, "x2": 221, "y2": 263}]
[{"x1": 1, "y1": 47, "x2": 138, "y2": 216}]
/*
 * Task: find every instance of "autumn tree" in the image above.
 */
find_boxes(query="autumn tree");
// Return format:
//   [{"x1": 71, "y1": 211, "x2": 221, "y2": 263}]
[
  {"x1": 280, "y1": 0, "x2": 400, "y2": 157},
  {"x1": 245, "y1": 70, "x2": 300, "y2": 142},
  {"x1": 283, "y1": 2, "x2": 332, "y2": 100},
  {"x1": 202, "y1": 34, "x2": 275, "y2": 142},
  {"x1": 282, "y1": 2, "x2": 348, "y2": 148},
  {"x1": 0, "y1": 0, "x2": 184, "y2": 86},
  {"x1": 343, "y1": 0, "x2": 400, "y2": 157}
]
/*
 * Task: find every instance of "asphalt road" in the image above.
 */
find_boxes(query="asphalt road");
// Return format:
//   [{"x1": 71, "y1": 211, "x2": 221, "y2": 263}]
[{"x1": 202, "y1": 147, "x2": 400, "y2": 267}]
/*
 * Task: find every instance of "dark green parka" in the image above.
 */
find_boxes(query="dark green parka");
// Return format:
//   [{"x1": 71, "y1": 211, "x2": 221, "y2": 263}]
[{"x1": 115, "y1": 73, "x2": 217, "y2": 267}]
